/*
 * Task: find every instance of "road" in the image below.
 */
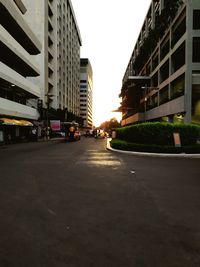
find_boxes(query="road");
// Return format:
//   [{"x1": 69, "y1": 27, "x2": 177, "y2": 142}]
[{"x1": 0, "y1": 138, "x2": 200, "y2": 267}]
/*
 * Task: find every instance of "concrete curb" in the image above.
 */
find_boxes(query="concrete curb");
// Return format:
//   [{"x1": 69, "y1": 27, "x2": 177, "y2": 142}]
[{"x1": 106, "y1": 138, "x2": 200, "y2": 158}]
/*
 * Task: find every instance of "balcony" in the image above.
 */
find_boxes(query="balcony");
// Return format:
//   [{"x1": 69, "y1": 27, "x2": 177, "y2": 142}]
[
  {"x1": 0, "y1": 62, "x2": 41, "y2": 99},
  {"x1": 0, "y1": 0, "x2": 41, "y2": 54},
  {"x1": 0, "y1": 26, "x2": 40, "y2": 77},
  {"x1": 0, "y1": 97, "x2": 39, "y2": 120}
]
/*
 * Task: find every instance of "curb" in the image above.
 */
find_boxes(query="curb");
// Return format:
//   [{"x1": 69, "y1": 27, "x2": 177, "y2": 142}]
[{"x1": 106, "y1": 138, "x2": 200, "y2": 158}]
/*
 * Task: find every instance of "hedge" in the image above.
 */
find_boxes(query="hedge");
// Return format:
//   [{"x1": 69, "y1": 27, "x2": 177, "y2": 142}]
[
  {"x1": 110, "y1": 139, "x2": 200, "y2": 154},
  {"x1": 115, "y1": 122, "x2": 200, "y2": 146}
]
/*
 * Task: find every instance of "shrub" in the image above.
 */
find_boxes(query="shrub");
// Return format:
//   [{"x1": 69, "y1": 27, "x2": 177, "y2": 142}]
[
  {"x1": 115, "y1": 122, "x2": 200, "y2": 146},
  {"x1": 110, "y1": 139, "x2": 200, "y2": 154}
]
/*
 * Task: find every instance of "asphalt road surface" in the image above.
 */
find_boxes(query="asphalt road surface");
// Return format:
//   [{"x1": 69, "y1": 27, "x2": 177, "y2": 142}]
[{"x1": 0, "y1": 138, "x2": 200, "y2": 267}]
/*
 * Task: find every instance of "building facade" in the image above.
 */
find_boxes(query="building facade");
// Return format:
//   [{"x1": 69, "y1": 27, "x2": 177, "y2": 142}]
[
  {"x1": 80, "y1": 58, "x2": 93, "y2": 129},
  {"x1": 120, "y1": 0, "x2": 200, "y2": 126},
  {"x1": 56, "y1": 0, "x2": 82, "y2": 118},
  {"x1": 0, "y1": 0, "x2": 42, "y2": 142},
  {"x1": 23, "y1": 0, "x2": 82, "y2": 120}
]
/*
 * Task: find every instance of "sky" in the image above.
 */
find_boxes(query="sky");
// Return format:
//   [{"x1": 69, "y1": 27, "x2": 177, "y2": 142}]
[{"x1": 72, "y1": 0, "x2": 152, "y2": 127}]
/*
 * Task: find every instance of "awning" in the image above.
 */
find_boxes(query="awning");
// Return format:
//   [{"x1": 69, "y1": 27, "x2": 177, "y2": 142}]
[
  {"x1": 19, "y1": 120, "x2": 33, "y2": 126},
  {"x1": 0, "y1": 118, "x2": 33, "y2": 126},
  {"x1": 0, "y1": 118, "x2": 17, "y2": 125},
  {"x1": 112, "y1": 107, "x2": 123, "y2": 112},
  {"x1": 112, "y1": 107, "x2": 135, "y2": 112}
]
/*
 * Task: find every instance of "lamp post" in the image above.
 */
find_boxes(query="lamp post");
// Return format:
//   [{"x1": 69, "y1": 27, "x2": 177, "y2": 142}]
[
  {"x1": 144, "y1": 97, "x2": 147, "y2": 122},
  {"x1": 45, "y1": 93, "x2": 54, "y2": 140}
]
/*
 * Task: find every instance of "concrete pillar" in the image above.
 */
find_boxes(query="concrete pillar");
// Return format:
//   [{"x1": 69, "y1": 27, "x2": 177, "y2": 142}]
[
  {"x1": 151, "y1": 1, "x2": 156, "y2": 29},
  {"x1": 184, "y1": 2, "x2": 193, "y2": 123}
]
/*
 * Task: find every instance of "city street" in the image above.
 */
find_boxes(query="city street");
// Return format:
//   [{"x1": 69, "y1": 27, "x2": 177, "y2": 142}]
[{"x1": 0, "y1": 138, "x2": 200, "y2": 267}]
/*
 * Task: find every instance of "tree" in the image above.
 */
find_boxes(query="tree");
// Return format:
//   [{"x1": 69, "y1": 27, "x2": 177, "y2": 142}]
[{"x1": 100, "y1": 118, "x2": 121, "y2": 132}]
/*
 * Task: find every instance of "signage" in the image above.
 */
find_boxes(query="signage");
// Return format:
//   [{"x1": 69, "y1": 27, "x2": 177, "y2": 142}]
[
  {"x1": 50, "y1": 120, "x2": 61, "y2": 131},
  {"x1": 173, "y1": 132, "x2": 181, "y2": 147}
]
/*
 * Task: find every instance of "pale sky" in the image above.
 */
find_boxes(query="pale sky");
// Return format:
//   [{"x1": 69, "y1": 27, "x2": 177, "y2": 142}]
[{"x1": 72, "y1": 0, "x2": 152, "y2": 126}]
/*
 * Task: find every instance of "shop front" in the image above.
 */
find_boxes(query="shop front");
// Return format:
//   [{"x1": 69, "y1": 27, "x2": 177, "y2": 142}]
[{"x1": 0, "y1": 118, "x2": 34, "y2": 144}]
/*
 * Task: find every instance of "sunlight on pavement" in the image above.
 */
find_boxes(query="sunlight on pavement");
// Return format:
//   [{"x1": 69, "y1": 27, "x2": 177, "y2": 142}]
[{"x1": 76, "y1": 150, "x2": 122, "y2": 167}]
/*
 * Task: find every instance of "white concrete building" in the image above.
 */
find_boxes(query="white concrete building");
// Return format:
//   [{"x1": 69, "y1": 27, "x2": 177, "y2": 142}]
[
  {"x1": 56, "y1": 0, "x2": 82, "y2": 117},
  {"x1": 0, "y1": 0, "x2": 42, "y2": 121},
  {"x1": 23, "y1": 0, "x2": 82, "y2": 119},
  {"x1": 80, "y1": 58, "x2": 93, "y2": 129}
]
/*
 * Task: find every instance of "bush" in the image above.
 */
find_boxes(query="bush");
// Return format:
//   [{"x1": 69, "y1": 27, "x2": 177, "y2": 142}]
[{"x1": 115, "y1": 122, "x2": 200, "y2": 146}]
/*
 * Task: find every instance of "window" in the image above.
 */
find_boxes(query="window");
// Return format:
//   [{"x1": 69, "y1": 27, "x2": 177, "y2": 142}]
[
  {"x1": 171, "y1": 42, "x2": 185, "y2": 73},
  {"x1": 160, "y1": 38, "x2": 170, "y2": 61},
  {"x1": 152, "y1": 53, "x2": 159, "y2": 71},
  {"x1": 171, "y1": 74, "x2": 185, "y2": 99},
  {"x1": 171, "y1": 17, "x2": 186, "y2": 48},
  {"x1": 159, "y1": 86, "x2": 169, "y2": 105},
  {"x1": 193, "y1": 10, "x2": 200, "y2": 30},
  {"x1": 160, "y1": 60, "x2": 169, "y2": 83},
  {"x1": 193, "y1": 38, "x2": 200, "y2": 63}
]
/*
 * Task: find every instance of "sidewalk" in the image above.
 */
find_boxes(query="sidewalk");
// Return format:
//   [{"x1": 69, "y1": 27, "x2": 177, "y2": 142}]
[
  {"x1": 106, "y1": 138, "x2": 200, "y2": 158},
  {"x1": 38, "y1": 137, "x2": 64, "y2": 142},
  {"x1": 0, "y1": 137, "x2": 64, "y2": 150}
]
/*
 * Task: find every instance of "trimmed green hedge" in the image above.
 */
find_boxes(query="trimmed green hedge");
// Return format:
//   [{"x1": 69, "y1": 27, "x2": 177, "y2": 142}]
[
  {"x1": 115, "y1": 122, "x2": 200, "y2": 146},
  {"x1": 111, "y1": 139, "x2": 200, "y2": 154}
]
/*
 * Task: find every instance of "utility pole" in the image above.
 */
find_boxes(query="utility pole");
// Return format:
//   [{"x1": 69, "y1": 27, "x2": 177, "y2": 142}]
[{"x1": 45, "y1": 93, "x2": 54, "y2": 140}]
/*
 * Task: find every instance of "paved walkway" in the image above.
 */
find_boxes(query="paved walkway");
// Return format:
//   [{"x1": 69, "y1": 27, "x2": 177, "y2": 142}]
[{"x1": 106, "y1": 138, "x2": 200, "y2": 158}]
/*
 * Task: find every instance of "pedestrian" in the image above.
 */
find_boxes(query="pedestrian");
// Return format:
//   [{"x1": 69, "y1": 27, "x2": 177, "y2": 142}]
[{"x1": 41, "y1": 127, "x2": 46, "y2": 141}]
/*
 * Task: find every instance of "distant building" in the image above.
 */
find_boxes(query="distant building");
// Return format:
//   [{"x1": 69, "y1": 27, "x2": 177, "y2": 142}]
[
  {"x1": 120, "y1": 0, "x2": 200, "y2": 126},
  {"x1": 23, "y1": 0, "x2": 82, "y2": 118},
  {"x1": 80, "y1": 58, "x2": 93, "y2": 128}
]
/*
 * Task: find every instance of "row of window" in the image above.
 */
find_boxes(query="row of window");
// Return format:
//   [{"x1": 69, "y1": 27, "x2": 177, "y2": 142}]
[
  {"x1": 144, "y1": 74, "x2": 185, "y2": 111},
  {"x1": 0, "y1": 88, "x2": 27, "y2": 105}
]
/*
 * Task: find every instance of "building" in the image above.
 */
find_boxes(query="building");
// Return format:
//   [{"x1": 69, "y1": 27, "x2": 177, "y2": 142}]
[
  {"x1": 0, "y1": 0, "x2": 42, "y2": 142},
  {"x1": 80, "y1": 58, "x2": 93, "y2": 129},
  {"x1": 23, "y1": 0, "x2": 82, "y2": 121},
  {"x1": 56, "y1": 0, "x2": 82, "y2": 118},
  {"x1": 120, "y1": 0, "x2": 200, "y2": 126}
]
